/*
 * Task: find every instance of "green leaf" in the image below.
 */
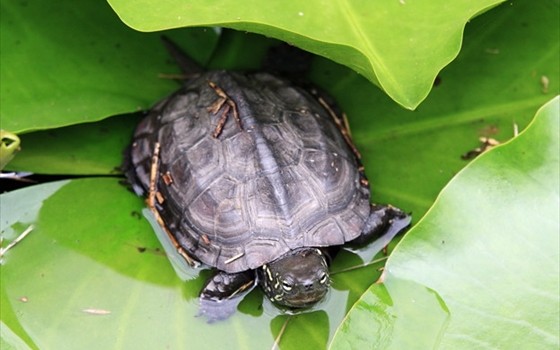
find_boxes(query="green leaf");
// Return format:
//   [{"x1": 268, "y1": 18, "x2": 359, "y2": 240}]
[
  {"x1": 331, "y1": 96, "x2": 560, "y2": 349},
  {"x1": 0, "y1": 0, "x2": 218, "y2": 133},
  {"x1": 8, "y1": 0, "x2": 558, "y2": 223},
  {"x1": 330, "y1": 279, "x2": 450, "y2": 350},
  {"x1": 1, "y1": 1, "x2": 559, "y2": 348},
  {"x1": 107, "y1": 0, "x2": 504, "y2": 109},
  {"x1": 5, "y1": 113, "x2": 142, "y2": 175},
  {"x1": 0, "y1": 178, "x2": 391, "y2": 349},
  {"x1": 319, "y1": 0, "x2": 559, "y2": 217},
  {"x1": 0, "y1": 131, "x2": 21, "y2": 170}
]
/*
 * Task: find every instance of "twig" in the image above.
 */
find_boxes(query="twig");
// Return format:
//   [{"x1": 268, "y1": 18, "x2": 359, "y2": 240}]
[
  {"x1": 0, "y1": 225, "x2": 34, "y2": 258},
  {"x1": 147, "y1": 143, "x2": 198, "y2": 267},
  {"x1": 271, "y1": 316, "x2": 292, "y2": 350}
]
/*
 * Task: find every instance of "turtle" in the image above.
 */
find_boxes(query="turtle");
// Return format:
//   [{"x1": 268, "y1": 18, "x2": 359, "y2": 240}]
[{"x1": 124, "y1": 38, "x2": 411, "y2": 321}]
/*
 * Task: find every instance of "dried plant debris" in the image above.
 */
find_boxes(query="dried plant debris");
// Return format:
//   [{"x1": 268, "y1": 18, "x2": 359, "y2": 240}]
[
  {"x1": 541, "y1": 75, "x2": 550, "y2": 94},
  {"x1": 461, "y1": 137, "x2": 501, "y2": 160},
  {"x1": 0, "y1": 225, "x2": 34, "y2": 262},
  {"x1": 82, "y1": 308, "x2": 112, "y2": 315}
]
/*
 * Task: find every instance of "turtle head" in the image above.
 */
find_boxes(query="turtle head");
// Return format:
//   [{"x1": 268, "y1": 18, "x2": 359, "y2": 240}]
[{"x1": 259, "y1": 248, "x2": 330, "y2": 308}]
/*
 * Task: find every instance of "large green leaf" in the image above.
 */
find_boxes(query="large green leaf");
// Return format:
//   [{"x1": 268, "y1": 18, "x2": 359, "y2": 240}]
[
  {"x1": 7, "y1": 0, "x2": 558, "y2": 222},
  {"x1": 331, "y1": 97, "x2": 559, "y2": 349},
  {"x1": 0, "y1": 178, "x2": 393, "y2": 349},
  {"x1": 107, "y1": 0, "x2": 504, "y2": 109},
  {"x1": 0, "y1": 0, "x2": 218, "y2": 133},
  {"x1": 1, "y1": 0, "x2": 559, "y2": 349},
  {"x1": 3, "y1": 113, "x2": 142, "y2": 175},
  {"x1": 3, "y1": 98, "x2": 557, "y2": 349},
  {"x1": 312, "y1": 0, "x2": 558, "y2": 217}
]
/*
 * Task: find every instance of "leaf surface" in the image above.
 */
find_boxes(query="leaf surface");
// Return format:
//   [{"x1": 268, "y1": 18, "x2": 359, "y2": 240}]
[
  {"x1": 331, "y1": 96, "x2": 560, "y2": 349},
  {"x1": 107, "y1": 0, "x2": 505, "y2": 108},
  {"x1": 0, "y1": 0, "x2": 217, "y2": 133}
]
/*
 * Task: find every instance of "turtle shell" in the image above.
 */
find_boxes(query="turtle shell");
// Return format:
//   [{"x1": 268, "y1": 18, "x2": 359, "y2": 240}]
[{"x1": 128, "y1": 70, "x2": 371, "y2": 273}]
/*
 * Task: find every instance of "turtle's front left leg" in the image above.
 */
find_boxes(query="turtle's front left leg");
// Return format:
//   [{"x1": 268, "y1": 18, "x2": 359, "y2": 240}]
[{"x1": 198, "y1": 270, "x2": 256, "y2": 322}]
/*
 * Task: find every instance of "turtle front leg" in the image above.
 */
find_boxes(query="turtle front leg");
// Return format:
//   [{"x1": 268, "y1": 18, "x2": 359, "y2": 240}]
[
  {"x1": 198, "y1": 270, "x2": 256, "y2": 322},
  {"x1": 350, "y1": 204, "x2": 411, "y2": 246}
]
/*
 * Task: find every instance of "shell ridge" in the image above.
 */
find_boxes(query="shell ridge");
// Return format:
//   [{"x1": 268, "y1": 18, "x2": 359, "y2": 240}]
[{"x1": 219, "y1": 73, "x2": 297, "y2": 237}]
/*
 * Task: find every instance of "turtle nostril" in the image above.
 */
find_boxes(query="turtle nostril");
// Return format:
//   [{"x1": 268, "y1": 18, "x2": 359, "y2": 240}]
[{"x1": 303, "y1": 282, "x2": 314, "y2": 291}]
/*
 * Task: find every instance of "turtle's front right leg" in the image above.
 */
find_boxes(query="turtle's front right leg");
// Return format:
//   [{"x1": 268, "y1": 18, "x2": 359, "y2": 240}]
[
  {"x1": 198, "y1": 270, "x2": 256, "y2": 322},
  {"x1": 350, "y1": 204, "x2": 411, "y2": 246}
]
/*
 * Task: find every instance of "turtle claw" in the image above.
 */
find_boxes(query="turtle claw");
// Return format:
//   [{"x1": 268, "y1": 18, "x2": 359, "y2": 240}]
[
  {"x1": 350, "y1": 204, "x2": 411, "y2": 246},
  {"x1": 198, "y1": 270, "x2": 256, "y2": 322},
  {"x1": 197, "y1": 296, "x2": 244, "y2": 323}
]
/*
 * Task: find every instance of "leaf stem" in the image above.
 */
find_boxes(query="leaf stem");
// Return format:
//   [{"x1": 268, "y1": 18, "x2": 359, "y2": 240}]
[{"x1": 330, "y1": 256, "x2": 388, "y2": 275}]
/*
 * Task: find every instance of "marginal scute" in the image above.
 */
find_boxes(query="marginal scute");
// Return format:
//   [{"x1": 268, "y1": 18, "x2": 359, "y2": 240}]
[
  {"x1": 128, "y1": 70, "x2": 371, "y2": 273},
  {"x1": 244, "y1": 237, "x2": 290, "y2": 270},
  {"x1": 306, "y1": 218, "x2": 346, "y2": 246}
]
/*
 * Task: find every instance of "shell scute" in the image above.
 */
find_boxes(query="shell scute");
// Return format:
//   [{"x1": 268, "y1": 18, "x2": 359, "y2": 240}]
[{"x1": 128, "y1": 71, "x2": 371, "y2": 273}]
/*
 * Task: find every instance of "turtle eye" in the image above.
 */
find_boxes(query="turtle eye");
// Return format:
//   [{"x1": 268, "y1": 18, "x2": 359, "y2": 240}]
[
  {"x1": 319, "y1": 273, "x2": 329, "y2": 284},
  {"x1": 281, "y1": 280, "x2": 293, "y2": 291}
]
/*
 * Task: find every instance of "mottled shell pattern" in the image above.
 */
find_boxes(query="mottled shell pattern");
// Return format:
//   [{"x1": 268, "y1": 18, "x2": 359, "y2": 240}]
[{"x1": 128, "y1": 70, "x2": 371, "y2": 273}]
